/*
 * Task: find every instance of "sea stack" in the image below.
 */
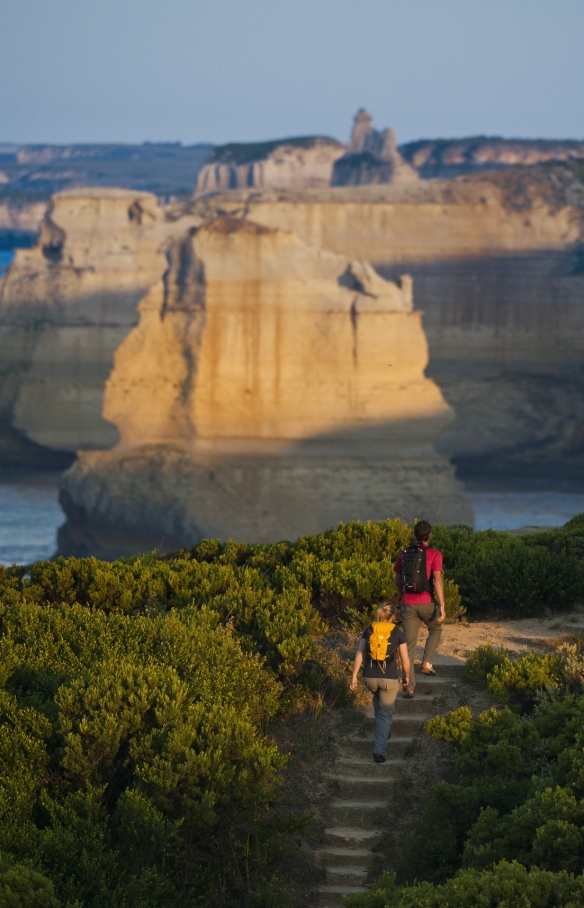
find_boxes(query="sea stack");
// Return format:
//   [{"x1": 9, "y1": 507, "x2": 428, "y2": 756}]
[{"x1": 59, "y1": 217, "x2": 471, "y2": 555}]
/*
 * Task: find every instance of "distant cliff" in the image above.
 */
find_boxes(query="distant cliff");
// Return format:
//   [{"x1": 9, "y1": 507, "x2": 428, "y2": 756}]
[
  {"x1": 60, "y1": 217, "x2": 470, "y2": 555},
  {"x1": 0, "y1": 188, "x2": 180, "y2": 466},
  {"x1": 196, "y1": 136, "x2": 345, "y2": 192},
  {"x1": 401, "y1": 137, "x2": 584, "y2": 179}
]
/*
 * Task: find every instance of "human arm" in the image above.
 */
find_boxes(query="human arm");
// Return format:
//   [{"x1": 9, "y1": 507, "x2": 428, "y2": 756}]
[
  {"x1": 350, "y1": 638, "x2": 367, "y2": 690},
  {"x1": 433, "y1": 571, "x2": 445, "y2": 622},
  {"x1": 399, "y1": 642, "x2": 410, "y2": 686}
]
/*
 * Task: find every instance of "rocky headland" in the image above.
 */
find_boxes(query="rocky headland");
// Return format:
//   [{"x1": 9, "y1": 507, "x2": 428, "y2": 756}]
[{"x1": 58, "y1": 217, "x2": 470, "y2": 555}]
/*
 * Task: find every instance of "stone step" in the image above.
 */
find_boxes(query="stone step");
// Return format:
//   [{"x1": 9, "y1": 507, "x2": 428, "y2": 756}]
[
  {"x1": 352, "y1": 714, "x2": 429, "y2": 738},
  {"x1": 345, "y1": 734, "x2": 415, "y2": 758},
  {"x1": 427, "y1": 660, "x2": 465, "y2": 679},
  {"x1": 325, "y1": 773, "x2": 394, "y2": 799},
  {"x1": 325, "y1": 865, "x2": 369, "y2": 887},
  {"x1": 329, "y1": 799, "x2": 381, "y2": 826},
  {"x1": 335, "y1": 755, "x2": 398, "y2": 776},
  {"x1": 394, "y1": 698, "x2": 444, "y2": 717},
  {"x1": 323, "y1": 826, "x2": 381, "y2": 848},
  {"x1": 318, "y1": 884, "x2": 365, "y2": 907},
  {"x1": 316, "y1": 846, "x2": 372, "y2": 868},
  {"x1": 410, "y1": 674, "x2": 458, "y2": 693}
]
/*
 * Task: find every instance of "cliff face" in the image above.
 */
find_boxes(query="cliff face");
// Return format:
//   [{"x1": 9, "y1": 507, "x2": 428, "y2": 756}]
[
  {"x1": 0, "y1": 201, "x2": 46, "y2": 246},
  {"x1": 5, "y1": 162, "x2": 584, "y2": 555},
  {"x1": 401, "y1": 138, "x2": 584, "y2": 179},
  {"x1": 196, "y1": 137, "x2": 345, "y2": 192},
  {"x1": 0, "y1": 189, "x2": 171, "y2": 463},
  {"x1": 60, "y1": 217, "x2": 470, "y2": 555},
  {"x1": 183, "y1": 167, "x2": 584, "y2": 479}
]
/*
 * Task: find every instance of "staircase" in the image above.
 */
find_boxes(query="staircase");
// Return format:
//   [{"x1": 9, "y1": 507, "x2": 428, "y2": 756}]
[{"x1": 316, "y1": 662, "x2": 464, "y2": 907}]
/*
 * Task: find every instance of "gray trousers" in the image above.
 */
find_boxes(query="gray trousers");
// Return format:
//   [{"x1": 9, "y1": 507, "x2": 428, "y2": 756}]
[
  {"x1": 362, "y1": 677, "x2": 400, "y2": 757},
  {"x1": 401, "y1": 602, "x2": 442, "y2": 690}
]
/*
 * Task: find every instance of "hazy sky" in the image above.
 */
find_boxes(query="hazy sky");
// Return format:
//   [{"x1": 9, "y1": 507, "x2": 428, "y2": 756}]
[{"x1": 2, "y1": 0, "x2": 583, "y2": 146}]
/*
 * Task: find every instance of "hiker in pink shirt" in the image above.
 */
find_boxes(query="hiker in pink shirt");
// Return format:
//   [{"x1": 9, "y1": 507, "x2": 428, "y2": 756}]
[{"x1": 394, "y1": 520, "x2": 445, "y2": 698}]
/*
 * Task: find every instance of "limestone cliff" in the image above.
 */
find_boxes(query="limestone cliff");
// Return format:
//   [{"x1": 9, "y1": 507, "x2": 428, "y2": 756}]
[
  {"x1": 181, "y1": 165, "x2": 584, "y2": 479},
  {"x1": 5, "y1": 160, "x2": 584, "y2": 527},
  {"x1": 196, "y1": 137, "x2": 345, "y2": 192},
  {"x1": 59, "y1": 218, "x2": 470, "y2": 555},
  {"x1": 0, "y1": 188, "x2": 174, "y2": 464},
  {"x1": 0, "y1": 200, "x2": 46, "y2": 246},
  {"x1": 401, "y1": 137, "x2": 584, "y2": 179}
]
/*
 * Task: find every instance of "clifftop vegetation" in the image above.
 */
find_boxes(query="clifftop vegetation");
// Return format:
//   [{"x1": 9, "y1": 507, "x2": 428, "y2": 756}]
[{"x1": 0, "y1": 517, "x2": 583, "y2": 906}]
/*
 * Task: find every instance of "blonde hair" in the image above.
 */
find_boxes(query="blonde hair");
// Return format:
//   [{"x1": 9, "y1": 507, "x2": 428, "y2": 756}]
[{"x1": 375, "y1": 601, "x2": 396, "y2": 622}]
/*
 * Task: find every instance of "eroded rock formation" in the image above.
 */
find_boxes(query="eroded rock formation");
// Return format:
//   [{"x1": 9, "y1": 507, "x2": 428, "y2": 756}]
[
  {"x1": 196, "y1": 137, "x2": 345, "y2": 192},
  {"x1": 59, "y1": 217, "x2": 471, "y2": 555},
  {"x1": 332, "y1": 109, "x2": 419, "y2": 186},
  {"x1": 0, "y1": 188, "x2": 173, "y2": 464},
  {"x1": 182, "y1": 165, "x2": 584, "y2": 480}
]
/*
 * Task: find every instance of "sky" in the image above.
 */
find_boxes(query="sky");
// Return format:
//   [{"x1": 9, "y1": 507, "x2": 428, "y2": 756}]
[{"x1": 1, "y1": 0, "x2": 583, "y2": 146}]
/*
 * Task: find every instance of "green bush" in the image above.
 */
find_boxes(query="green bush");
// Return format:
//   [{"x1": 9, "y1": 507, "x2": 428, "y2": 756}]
[
  {"x1": 487, "y1": 651, "x2": 562, "y2": 710},
  {"x1": 389, "y1": 649, "x2": 584, "y2": 889},
  {"x1": 344, "y1": 861, "x2": 584, "y2": 908},
  {"x1": 0, "y1": 599, "x2": 299, "y2": 907},
  {"x1": 462, "y1": 644, "x2": 511, "y2": 688},
  {"x1": 0, "y1": 865, "x2": 61, "y2": 908}
]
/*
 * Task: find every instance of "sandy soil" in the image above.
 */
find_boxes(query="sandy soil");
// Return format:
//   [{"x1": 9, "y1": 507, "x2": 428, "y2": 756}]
[{"x1": 419, "y1": 610, "x2": 584, "y2": 665}]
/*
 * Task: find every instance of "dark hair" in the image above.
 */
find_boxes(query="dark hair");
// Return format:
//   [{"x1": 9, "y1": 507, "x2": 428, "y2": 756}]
[{"x1": 414, "y1": 520, "x2": 432, "y2": 542}]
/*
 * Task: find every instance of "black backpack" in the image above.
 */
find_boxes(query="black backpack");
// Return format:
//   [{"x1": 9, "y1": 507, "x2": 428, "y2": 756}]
[{"x1": 400, "y1": 544, "x2": 432, "y2": 594}]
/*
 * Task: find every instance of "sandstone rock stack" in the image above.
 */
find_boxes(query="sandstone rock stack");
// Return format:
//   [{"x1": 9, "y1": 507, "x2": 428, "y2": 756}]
[
  {"x1": 59, "y1": 217, "x2": 471, "y2": 555},
  {"x1": 332, "y1": 109, "x2": 419, "y2": 187}
]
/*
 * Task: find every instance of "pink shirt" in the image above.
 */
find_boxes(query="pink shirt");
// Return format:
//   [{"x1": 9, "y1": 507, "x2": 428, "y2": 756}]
[{"x1": 394, "y1": 544, "x2": 443, "y2": 605}]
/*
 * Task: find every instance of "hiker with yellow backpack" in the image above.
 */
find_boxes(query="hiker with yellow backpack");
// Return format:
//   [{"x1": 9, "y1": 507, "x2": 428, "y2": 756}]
[{"x1": 350, "y1": 602, "x2": 410, "y2": 764}]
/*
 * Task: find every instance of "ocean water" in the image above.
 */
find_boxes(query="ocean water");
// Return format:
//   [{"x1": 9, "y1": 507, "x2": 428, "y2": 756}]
[
  {"x1": 0, "y1": 249, "x2": 14, "y2": 275},
  {"x1": 0, "y1": 473, "x2": 64, "y2": 566},
  {"x1": 2, "y1": 472, "x2": 584, "y2": 565},
  {"x1": 467, "y1": 490, "x2": 584, "y2": 532}
]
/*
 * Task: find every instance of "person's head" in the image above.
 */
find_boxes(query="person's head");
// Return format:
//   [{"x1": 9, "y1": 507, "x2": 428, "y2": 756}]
[
  {"x1": 414, "y1": 520, "x2": 432, "y2": 543},
  {"x1": 376, "y1": 601, "x2": 397, "y2": 623}
]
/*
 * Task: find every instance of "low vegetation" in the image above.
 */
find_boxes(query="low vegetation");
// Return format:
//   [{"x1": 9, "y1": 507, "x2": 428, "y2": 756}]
[
  {"x1": 346, "y1": 637, "x2": 584, "y2": 907},
  {"x1": 0, "y1": 516, "x2": 583, "y2": 906}
]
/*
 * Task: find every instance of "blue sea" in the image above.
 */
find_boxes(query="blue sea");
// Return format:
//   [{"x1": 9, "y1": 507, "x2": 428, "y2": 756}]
[
  {"x1": 0, "y1": 473, "x2": 65, "y2": 566},
  {"x1": 0, "y1": 249, "x2": 14, "y2": 275},
  {"x1": 1, "y1": 472, "x2": 584, "y2": 566}
]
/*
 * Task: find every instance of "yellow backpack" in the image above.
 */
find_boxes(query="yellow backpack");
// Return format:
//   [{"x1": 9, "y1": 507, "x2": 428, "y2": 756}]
[{"x1": 368, "y1": 621, "x2": 396, "y2": 672}]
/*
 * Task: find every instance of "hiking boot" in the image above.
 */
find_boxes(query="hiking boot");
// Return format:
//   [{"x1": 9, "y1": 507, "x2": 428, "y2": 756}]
[{"x1": 373, "y1": 753, "x2": 386, "y2": 764}]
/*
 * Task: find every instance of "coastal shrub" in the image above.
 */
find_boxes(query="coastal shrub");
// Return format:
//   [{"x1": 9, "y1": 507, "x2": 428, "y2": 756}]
[
  {"x1": 343, "y1": 862, "x2": 584, "y2": 908},
  {"x1": 14, "y1": 515, "x2": 584, "y2": 629},
  {"x1": 432, "y1": 523, "x2": 584, "y2": 617},
  {"x1": 462, "y1": 644, "x2": 511, "y2": 688},
  {"x1": 487, "y1": 651, "x2": 562, "y2": 710},
  {"x1": 0, "y1": 597, "x2": 311, "y2": 908},
  {"x1": 384, "y1": 647, "x2": 584, "y2": 888}
]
